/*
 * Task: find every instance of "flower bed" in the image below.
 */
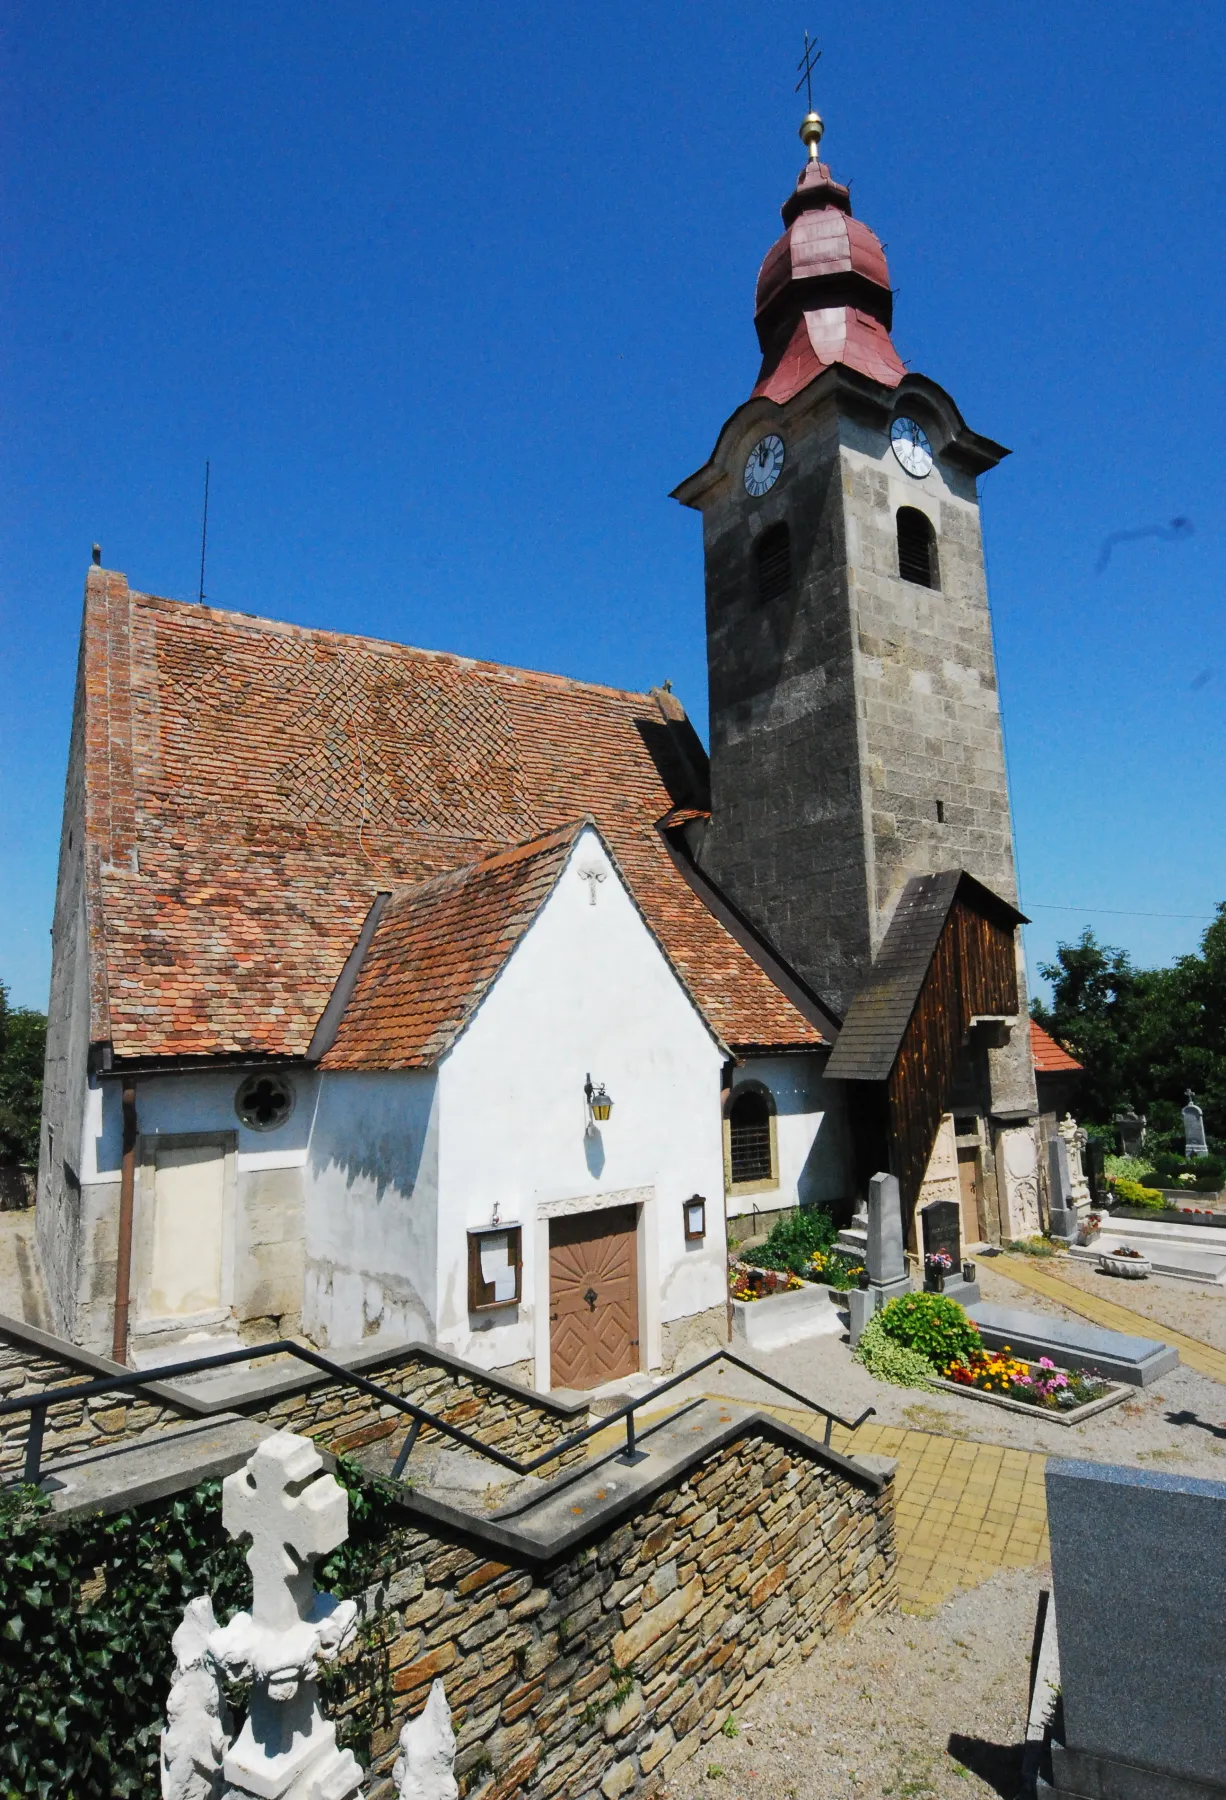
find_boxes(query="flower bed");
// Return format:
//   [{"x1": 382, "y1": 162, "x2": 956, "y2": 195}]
[
  {"x1": 934, "y1": 1349, "x2": 1128, "y2": 1424},
  {"x1": 729, "y1": 1263, "x2": 803, "y2": 1302},
  {"x1": 804, "y1": 1247, "x2": 865, "y2": 1292}
]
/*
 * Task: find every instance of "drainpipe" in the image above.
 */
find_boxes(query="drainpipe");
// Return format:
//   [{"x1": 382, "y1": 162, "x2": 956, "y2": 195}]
[{"x1": 111, "y1": 1082, "x2": 138, "y2": 1365}]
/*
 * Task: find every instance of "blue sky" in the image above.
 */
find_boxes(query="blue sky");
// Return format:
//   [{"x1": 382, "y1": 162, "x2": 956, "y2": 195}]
[{"x1": 2, "y1": 2, "x2": 1224, "y2": 1011}]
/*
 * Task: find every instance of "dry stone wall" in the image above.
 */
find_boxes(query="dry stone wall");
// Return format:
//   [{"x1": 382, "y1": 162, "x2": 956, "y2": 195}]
[
  {"x1": 0, "y1": 1319, "x2": 582, "y2": 1481},
  {"x1": 0, "y1": 1329, "x2": 194, "y2": 1478},
  {"x1": 343, "y1": 1430, "x2": 896, "y2": 1800},
  {"x1": 248, "y1": 1350, "x2": 585, "y2": 1470}
]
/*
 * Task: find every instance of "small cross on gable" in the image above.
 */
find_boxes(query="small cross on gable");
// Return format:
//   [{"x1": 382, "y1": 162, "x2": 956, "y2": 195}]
[
  {"x1": 578, "y1": 865, "x2": 607, "y2": 905},
  {"x1": 222, "y1": 1434, "x2": 349, "y2": 1634}
]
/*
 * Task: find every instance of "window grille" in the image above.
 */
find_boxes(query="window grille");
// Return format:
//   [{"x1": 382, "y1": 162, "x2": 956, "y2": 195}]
[
  {"x1": 728, "y1": 1089, "x2": 774, "y2": 1184},
  {"x1": 754, "y1": 522, "x2": 792, "y2": 605},
  {"x1": 897, "y1": 507, "x2": 939, "y2": 588}
]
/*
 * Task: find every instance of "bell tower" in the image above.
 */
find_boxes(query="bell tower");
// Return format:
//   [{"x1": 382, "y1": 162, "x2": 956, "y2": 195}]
[
  {"x1": 675, "y1": 107, "x2": 1019, "y2": 1015},
  {"x1": 673, "y1": 102, "x2": 1039, "y2": 1236}
]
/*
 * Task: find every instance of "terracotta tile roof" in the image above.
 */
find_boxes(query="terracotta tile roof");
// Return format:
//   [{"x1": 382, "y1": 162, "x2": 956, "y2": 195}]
[
  {"x1": 78, "y1": 569, "x2": 823, "y2": 1062},
  {"x1": 1030, "y1": 1018, "x2": 1083, "y2": 1075},
  {"x1": 321, "y1": 821, "x2": 723, "y2": 1070}
]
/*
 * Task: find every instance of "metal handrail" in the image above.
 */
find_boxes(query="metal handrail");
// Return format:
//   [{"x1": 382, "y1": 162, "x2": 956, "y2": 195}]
[{"x1": 1, "y1": 1339, "x2": 874, "y2": 1489}]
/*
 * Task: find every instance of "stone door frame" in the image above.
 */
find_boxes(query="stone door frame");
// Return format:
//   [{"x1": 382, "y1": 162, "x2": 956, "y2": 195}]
[{"x1": 531, "y1": 1185, "x2": 657, "y2": 1392}]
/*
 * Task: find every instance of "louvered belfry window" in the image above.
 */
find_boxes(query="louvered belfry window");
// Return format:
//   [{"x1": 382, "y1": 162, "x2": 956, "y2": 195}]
[
  {"x1": 728, "y1": 1088, "x2": 774, "y2": 1184},
  {"x1": 754, "y1": 521, "x2": 792, "y2": 605},
  {"x1": 897, "y1": 507, "x2": 939, "y2": 588}
]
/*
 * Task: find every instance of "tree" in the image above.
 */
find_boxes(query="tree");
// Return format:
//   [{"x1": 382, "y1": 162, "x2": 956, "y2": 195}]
[
  {"x1": 1032, "y1": 909, "x2": 1226, "y2": 1142},
  {"x1": 0, "y1": 983, "x2": 46, "y2": 1166}
]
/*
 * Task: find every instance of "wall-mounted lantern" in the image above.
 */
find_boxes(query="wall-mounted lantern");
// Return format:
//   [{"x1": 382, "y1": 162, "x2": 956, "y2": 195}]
[
  {"x1": 585, "y1": 1074, "x2": 613, "y2": 1123},
  {"x1": 683, "y1": 1194, "x2": 707, "y2": 1242}
]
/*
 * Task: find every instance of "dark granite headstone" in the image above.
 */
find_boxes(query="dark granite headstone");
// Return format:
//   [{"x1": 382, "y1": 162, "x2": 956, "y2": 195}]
[
  {"x1": 1084, "y1": 1138, "x2": 1105, "y2": 1207},
  {"x1": 1115, "y1": 1109, "x2": 1145, "y2": 1157},
  {"x1": 1043, "y1": 1460, "x2": 1226, "y2": 1798},
  {"x1": 921, "y1": 1200, "x2": 961, "y2": 1267}
]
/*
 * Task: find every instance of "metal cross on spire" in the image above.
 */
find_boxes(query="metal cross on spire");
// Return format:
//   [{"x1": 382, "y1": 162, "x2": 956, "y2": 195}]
[{"x1": 795, "y1": 31, "x2": 821, "y2": 112}]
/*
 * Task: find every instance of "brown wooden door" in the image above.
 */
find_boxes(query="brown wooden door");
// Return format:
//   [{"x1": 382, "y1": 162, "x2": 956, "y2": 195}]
[
  {"x1": 957, "y1": 1148, "x2": 983, "y2": 1248},
  {"x1": 548, "y1": 1206, "x2": 639, "y2": 1390}
]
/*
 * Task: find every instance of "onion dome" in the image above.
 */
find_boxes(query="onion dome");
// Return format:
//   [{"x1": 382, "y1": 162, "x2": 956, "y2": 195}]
[{"x1": 751, "y1": 113, "x2": 904, "y2": 404}]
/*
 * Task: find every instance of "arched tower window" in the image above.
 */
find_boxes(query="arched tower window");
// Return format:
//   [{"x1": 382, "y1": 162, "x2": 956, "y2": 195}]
[
  {"x1": 754, "y1": 521, "x2": 792, "y2": 605},
  {"x1": 726, "y1": 1085, "x2": 777, "y2": 1187},
  {"x1": 897, "y1": 507, "x2": 939, "y2": 589}
]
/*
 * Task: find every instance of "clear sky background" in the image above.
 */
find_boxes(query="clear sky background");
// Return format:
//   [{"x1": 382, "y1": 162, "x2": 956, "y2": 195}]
[{"x1": 2, "y1": 2, "x2": 1224, "y2": 1012}]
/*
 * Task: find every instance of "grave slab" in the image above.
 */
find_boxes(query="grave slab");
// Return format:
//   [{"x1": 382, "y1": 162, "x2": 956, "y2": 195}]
[{"x1": 965, "y1": 1301, "x2": 1178, "y2": 1385}]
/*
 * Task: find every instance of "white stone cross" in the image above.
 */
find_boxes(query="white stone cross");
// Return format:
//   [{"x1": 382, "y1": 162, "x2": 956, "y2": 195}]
[
  {"x1": 222, "y1": 1433, "x2": 349, "y2": 1634},
  {"x1": 578, "y1": 865, "x2": 607, "y2": 905}
]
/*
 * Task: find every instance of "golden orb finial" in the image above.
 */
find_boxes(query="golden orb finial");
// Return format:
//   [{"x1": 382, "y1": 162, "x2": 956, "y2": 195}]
[{"x1": 799, "y1": 110, "x2": 824, "y2": 161}]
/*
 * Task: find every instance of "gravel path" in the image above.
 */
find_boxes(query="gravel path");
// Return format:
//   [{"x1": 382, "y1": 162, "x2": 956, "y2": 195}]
[
  {"x1": 1014, "y1": 1250, "x2": 1226, "y2": 1354},
  {"x1": 693, "y1": 1312, "x2": 1226, "y2": 1482},
  {"x1": 660, "y1": 1565, "x2": 1042, "y2": 1800}
]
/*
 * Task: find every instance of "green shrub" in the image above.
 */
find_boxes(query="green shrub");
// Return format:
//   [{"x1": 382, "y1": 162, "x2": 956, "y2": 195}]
[
  {"x1": 742, "y1": 1206, "x2": 836, "y2": 1274},
  {"x1": 1104, "y1": 1154, "x2": 1156, "y2": 1183},
  {"x1": 1110, "y1": 1178, "x2": 1166, "y2": 1211},
  {"x1": 876, "y1": 1292, "x2": 981, "y2": 1369},
  {"x1": 852, "y1": 1314, "x2": 936, "y2": 1389}
]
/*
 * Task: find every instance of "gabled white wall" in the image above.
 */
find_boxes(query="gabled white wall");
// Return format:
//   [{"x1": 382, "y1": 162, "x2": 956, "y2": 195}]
[{"x1": 432, "y1": 826, "x2": 728, "y2": 1378}]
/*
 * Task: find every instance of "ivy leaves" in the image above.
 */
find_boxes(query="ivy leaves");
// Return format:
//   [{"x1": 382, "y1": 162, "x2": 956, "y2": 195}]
[{"x1": 0, "y1": 1455, "x2": 397, "y2": 1799}]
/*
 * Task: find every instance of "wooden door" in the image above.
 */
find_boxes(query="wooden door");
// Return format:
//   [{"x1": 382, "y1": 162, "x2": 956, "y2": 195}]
[
  {"x1": 548, "y1": 1206, "x2": 639, "y2": 1390},
  {"x1": 957, "y1": 1148, "x2": 983, "y2": 1249}
]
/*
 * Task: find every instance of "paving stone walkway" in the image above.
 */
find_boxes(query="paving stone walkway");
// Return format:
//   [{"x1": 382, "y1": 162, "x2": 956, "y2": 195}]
[{"x1": 990, "y1": 1252, "x2": 1226, "y2": 1384}]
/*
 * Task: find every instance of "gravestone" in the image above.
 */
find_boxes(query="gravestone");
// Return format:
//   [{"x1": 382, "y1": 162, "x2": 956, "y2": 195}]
[
  {"x1": 1084, "y1": 1138, "x2": 1106, "y2": 1208},
  {"x1": 1183, "y1": 1091, "x2": 1209, "y2": 1159},
  {"x1": 920, "y1": 1199, "x2": 960, "y2": 1269},
  {"x1": 1040, "y1": 1459, "x2": 1226, "y2": 1799},
  {"x1": 1115, "y1": 1109, "x2": 1145, "y2": 1157},
  {"x1": 161, "y1": 1431, "x2": 364, "y2": 1800},
  {"x1": 848, "y1": 1172, "x2": 913, "y2": 1345},
  {"x1": 1046, "y1": 1137, "x2": 1078, "y2": 1242},
  {"x1": 1058, "y1": 1115, "x2": 1091, "y2": 1209}
]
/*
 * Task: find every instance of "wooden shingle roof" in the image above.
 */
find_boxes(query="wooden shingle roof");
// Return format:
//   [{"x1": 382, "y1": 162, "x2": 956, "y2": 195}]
[
  {"x1": 78, "y1": 570, "x2": 823, "y2": 1063},
  {"x1": 824, "y1": 871, "x2": 1026, "y2": 1084}
]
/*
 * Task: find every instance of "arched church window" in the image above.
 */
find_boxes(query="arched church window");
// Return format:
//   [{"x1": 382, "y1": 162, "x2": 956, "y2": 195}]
[
  {"x1": 727, "y1": 1086, "x2": 776, "y2": 1187},
  {"x1": 754, "y1": 522, "x2": 792, "y2": 605},
  {"x1": 897, "y1": 507, "x2": 939, "y2": 589}
]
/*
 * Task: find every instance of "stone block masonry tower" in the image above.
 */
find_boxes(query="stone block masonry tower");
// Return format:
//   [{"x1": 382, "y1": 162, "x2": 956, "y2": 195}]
[{"x1": 673, "y1": 103, "x2": 1039, "y2": 1243}]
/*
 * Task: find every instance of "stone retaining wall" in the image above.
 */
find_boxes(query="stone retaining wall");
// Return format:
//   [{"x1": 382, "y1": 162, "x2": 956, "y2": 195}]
[
  {"x1": 343, "y1": 1429, "x2": 896, "y2": 1799},
  {"x1": 0, "y1": 1331, "x2": 194, "y2": 1477},
  {"x1": 0, "y1": 1318, "x2": 583, "y2": 1481},
  {"x1": 246, "y1": 1350, "x2": 585, "y2": 1471}
]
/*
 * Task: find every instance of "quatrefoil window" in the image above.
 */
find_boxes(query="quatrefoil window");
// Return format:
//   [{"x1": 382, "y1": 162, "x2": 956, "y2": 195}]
[{"x1": 235, "y1": 1072, "x2": 296, "y2": 1132}]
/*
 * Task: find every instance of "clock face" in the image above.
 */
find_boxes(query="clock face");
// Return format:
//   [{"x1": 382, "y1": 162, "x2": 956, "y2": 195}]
[
  {"x1": 890, "y1": 417, "x2": 934, "y2": 479},
  {"x1": 743, "y1": 433, "x2": 785, "y2": 497}
]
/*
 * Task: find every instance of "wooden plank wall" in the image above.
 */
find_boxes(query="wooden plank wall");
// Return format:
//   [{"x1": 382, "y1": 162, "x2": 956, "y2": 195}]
[{"x1": 886, "y1": 899, "x2": 1019, "y2": 1220}]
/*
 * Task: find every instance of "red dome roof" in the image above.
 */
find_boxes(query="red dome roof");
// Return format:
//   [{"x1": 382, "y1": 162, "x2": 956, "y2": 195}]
[{"x1": 751, "y1": 157, "x2": 904, "y2": 404}]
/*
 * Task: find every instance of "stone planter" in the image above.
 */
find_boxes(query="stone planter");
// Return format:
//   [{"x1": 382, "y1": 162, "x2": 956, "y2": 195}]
[
  {"x1": 730, "y1": 1281, "x2": 844, "y2": 1353},
  {"x1": 1098, "y1": 1252, "x2": 1152, "y2": 1279}
]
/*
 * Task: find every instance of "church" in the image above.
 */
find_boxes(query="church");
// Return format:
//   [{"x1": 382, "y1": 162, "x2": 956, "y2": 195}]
[{"x1": 36, "y1": 102, "x2": 1041, "y2": 1389}]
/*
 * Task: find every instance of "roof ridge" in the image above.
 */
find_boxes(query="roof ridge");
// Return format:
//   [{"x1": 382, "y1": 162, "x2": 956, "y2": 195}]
[{"x1": 120, "y1": 582, "x2": 660, "y2": 705}]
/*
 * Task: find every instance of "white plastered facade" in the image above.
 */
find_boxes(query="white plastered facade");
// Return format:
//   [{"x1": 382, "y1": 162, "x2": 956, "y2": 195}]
[{"x1": 70, "y1": 827, "x2": 741, "y2": 1387}]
